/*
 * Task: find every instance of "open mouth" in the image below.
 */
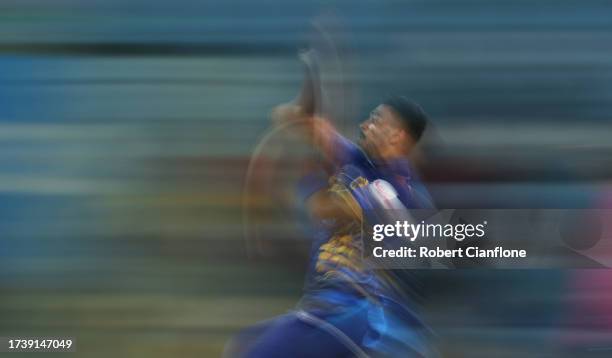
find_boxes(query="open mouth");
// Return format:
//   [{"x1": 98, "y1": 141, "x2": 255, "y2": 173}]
[{"x1": 359, "y1": 130, "x2": 367, "y2": 141}]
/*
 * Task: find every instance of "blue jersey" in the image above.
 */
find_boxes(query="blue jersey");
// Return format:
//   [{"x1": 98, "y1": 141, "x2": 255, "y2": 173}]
[
  {"x1": 232, "y1": 132, "x2": 438, "y2": 358},
  {"x1": 295, "y1": 132, "x2": 437, "y2": 356},
  {"x1": 326, "y1": 133, "x2": 434, "y2": 211},
  {"x1": 298, "y1": 132, "x2": 433, "y2": 317}
]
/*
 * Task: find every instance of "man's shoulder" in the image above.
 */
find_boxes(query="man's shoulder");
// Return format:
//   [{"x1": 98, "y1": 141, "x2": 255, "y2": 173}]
[{"x1": 330, "y1": 133, "x2": 370, "y2": 168}]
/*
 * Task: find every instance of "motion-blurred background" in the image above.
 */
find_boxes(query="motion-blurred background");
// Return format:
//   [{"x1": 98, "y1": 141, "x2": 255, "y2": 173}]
[{"x1": 1, "y1": 1, "x2": 612, "y2": 357}]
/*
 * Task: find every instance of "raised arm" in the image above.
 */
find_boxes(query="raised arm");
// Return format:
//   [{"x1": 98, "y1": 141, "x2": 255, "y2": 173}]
[
  {"x1": 271, "y1": 103, "x2": 365, "y2": 170},
  {"x1": 270, "y1": 103, "x2": 339, "y2": 162}
]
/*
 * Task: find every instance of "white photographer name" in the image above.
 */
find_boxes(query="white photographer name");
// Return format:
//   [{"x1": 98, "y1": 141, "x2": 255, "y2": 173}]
[{"x1": 373, "y1": 246, "x2": 527, "y2": 258}]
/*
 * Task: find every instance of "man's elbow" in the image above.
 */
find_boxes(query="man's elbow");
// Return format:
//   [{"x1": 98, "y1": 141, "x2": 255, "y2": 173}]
[
  {"x1": 270, "y1": 103, "x2": 306, "y2": 126},
  {"x1": 306, "y1": 191, "x2": 352, "y2": 221}
]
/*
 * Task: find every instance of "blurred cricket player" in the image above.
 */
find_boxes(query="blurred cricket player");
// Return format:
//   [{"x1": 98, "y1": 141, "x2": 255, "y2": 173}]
[{"x1": 228, "y1": 94, "x2": 437, "y2": 357}]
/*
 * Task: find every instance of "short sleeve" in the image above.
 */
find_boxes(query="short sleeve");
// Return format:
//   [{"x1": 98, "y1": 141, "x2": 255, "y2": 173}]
[{"x1": 328, "y1": 132, "x2": 368, "y2": 168}]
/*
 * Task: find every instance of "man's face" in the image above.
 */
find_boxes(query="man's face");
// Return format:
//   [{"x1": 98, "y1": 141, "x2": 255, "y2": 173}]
[{"x1": 359, "y1": 104, "x2": 406, "y2": 157}]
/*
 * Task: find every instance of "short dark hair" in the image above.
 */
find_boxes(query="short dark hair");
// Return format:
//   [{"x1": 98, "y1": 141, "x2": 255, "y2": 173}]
[{"x1": 382, "y1": 96, "x2": 428, "y2": 142}]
